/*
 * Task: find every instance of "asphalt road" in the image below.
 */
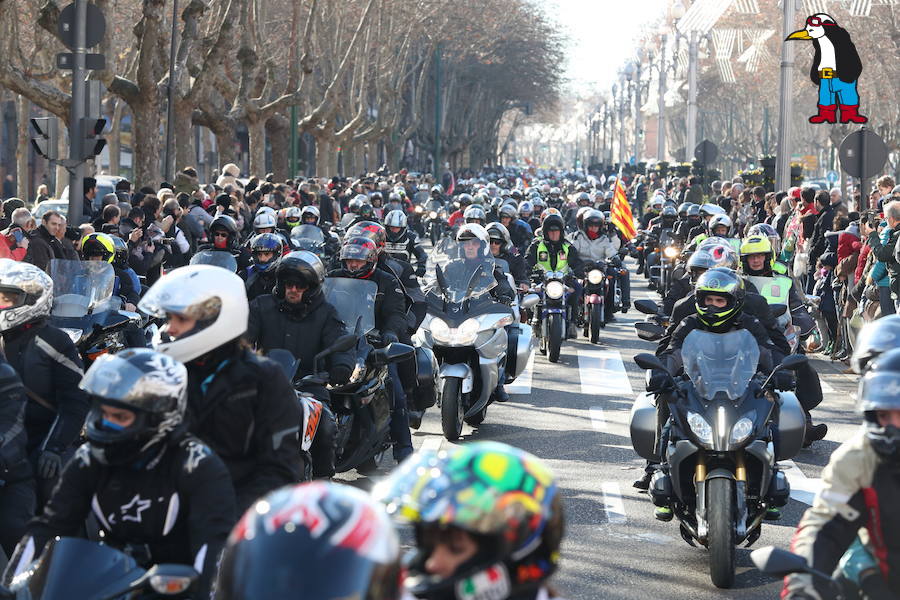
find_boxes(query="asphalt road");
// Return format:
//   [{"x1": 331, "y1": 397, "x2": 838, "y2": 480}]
[{"x1": 339, "y1": 260, "x2": 861, "y2": 600}]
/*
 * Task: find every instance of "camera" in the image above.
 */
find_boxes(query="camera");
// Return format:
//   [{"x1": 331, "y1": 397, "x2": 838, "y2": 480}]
[{"x1": 64, "y1": 226, "x2": 81, "y2": 241}]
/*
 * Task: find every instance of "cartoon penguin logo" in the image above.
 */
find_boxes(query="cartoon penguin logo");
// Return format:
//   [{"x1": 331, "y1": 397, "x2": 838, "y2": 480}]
[{"x1": 786, "y1": 13, "x2": 867, "y2": 125}]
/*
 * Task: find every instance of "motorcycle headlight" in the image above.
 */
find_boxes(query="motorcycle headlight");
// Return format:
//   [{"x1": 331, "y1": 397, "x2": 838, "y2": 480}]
[
  {"x1": 688, "y1": 411, "x2": 713, "y2": 446},
  {"x1": 61, "y1": 328, "x2": 82, "y2": 343},
  {"x1": 415, "y1": 205, "x2": 423, "y2": 213},
  {"x1": 428, "y1": 211, "x2": 437, "y2": 219},
  {"x1": 430, "y1": 317, "x2": 451, "y2": 342},
  {"x1": 588, "y1": 269, "x2": 604, "y2": 284},
  {"x1": 663, "y1": 246, "x2": 679, "y2": 258},
  {"x1": 545, "y1": 280, "x2": 565, "y2": 299},
  {"x1": 429, "y1": 317, "x2": 479, "y2": 345},
  {"x1": 730, "y1": 413, "x2": 756, "y2": 445}
]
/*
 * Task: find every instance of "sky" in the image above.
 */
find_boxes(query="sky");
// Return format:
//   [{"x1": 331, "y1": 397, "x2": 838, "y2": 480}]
[{"x1": 545, "y1": 0, "x2": 669, "y2": 91}]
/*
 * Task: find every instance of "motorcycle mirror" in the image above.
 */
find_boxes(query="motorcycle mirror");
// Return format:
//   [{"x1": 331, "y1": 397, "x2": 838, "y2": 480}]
[
  {"x1": 135, "y1": 564, "x2": 199, "y2": 596},
  {"x1": 634, "y1": 352, "x2": 666, "y2": 371},
  {"x1": 770, "y1": 303, "x2": 788, "y2": 318},
  {"x1": 750, "y1": 546, "x2": 814, "y2": 578},
  {"x1": 634, "y1": 299, "x2": 662, "y2": 315},
  {"x1": 779, "y1": 354, "x2": 809, "y2": 371},
  {"x1": 520, "y1": 293, "x2": 540, "y2": 310},
  {"x1": 634, "y1": 322, "x2": 665, "y2": 341},
  {"x1": 371, "y1": 342, "x2": 415, "y2": 367}
]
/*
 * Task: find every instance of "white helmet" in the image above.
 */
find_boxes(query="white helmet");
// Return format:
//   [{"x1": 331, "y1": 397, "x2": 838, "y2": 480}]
[
  {"x1": 709, "y1": 214, "x2": 733, "y2": 235},
  {"x1": 253, "y1": 211, "x2": 277, "y2": 231},
  {"x1": 0, "y1": 259, "x2": 53, "y2": 332},
  {"x1": 138, "y1": 265, "x2": 248, "y2": 363},
  {"x1": 300, "y1": 205, "x2": 320, "y2": 225},
  {"x1": 256, "y1": 206, "x2": 277, "y2": 217},
  {"x1": 384, "y1": 209, "x2": 407, "y2": 229}
]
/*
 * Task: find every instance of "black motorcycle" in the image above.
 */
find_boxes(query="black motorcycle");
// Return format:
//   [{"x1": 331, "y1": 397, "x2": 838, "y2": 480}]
[
  {"x1": 630, "y1": 329, "x2": 808, "y2": 588},
  {"x1": 0, "y1": 537, "x2": 197, "y2": 599},
  {"x1": 48, "y1": 260, "x2": 139, "y2": 367},
  {"x1": 423, "y1": 199, "x2": 448, "y2": 245}
]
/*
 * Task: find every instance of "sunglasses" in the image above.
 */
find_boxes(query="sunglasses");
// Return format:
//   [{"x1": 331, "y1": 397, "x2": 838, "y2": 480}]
[
  {"x1": 213, "y1": 231, "x2": 229, "y2": 238},
  {"x1": 284, "y1": 281, "x2": 308, "y2": 290},
  {"x1": 805, "y1": 16, "x2": 833, "y2": 26}
]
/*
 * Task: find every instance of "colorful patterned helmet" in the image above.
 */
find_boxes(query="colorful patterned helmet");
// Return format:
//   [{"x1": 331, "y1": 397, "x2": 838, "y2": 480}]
[
  {"x1": 373, "y1": 441, "x2": 563, "y2": 600},
  {"x1": 0, "y1": 259, "x2": 53, "y2": 332},
  {"x1": 694, "y1": 267, "x2": 745, "y2": 333},
  {"x1": 81, "y1": 232, "x2": 116, "y2": 263},
  {"x1": 739, "y1": 235, "x2": 774, "y2": 275},
  {"x1": 250, "y1": 233, "x2": 284, "y2": 273},
  {"x1": 347, "y1": 221, "x2": 387, "y2": 255}
]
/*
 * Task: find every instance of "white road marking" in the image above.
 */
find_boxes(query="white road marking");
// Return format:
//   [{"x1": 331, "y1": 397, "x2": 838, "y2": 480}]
[
  {"x1": 506, "y1": 350, "x2": 535, "y2": 395},
  {"x1": 420, "y1": 437, "x2": 442, "y2": 453},
  {"x1": 601, "y1": 482, "x2": 627, "y2": 524},
  {"x1": 819, "y1": 379, "x2": 835, "y2": 393},
  {"x1": 779, "y1": 459, "x2": 823, "y2": 506},
  {"x1": 578, "y1": 349, "x2": 634, "y2": 396},
  {"x1": 589, "y1": 407, "x2": 606, "y2": 431}
]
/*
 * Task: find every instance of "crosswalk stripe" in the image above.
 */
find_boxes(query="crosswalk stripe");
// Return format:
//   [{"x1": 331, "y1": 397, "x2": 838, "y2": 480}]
[
  {"x1": 578, "y1": 349, "x2": 634, "y2": 396},
  {"x1": 601, "y1": 482, "x2": 627, "y2": 524},
  {"x1": 589, "y1": 407, "x2": 606, "y2": 431},
  {"x1": 819, "y1": 379, "x2": 835, "y2": 393},
  {"x1": 506, "y1": 350, "x2": 535, "y2": 395},
  {"x1": 779, "y1": 459, "x2": 823, "y2": 505},
  {"x1": 419, "y1": 437, "x2": 442, "y2": 453}
]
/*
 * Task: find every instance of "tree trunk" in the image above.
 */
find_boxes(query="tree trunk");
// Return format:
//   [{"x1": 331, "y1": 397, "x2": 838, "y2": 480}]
[
  {"x1": 316, "y1": 136, "x2": 335, "y2": 177},
  {"x1": 132, "y1": 100, "x2": 162, "y2": 189},
  {"x1": 266, "y1": 116, "x2": 289, "y2": 180},
  {"x1": 212, "y1": 123, "x2": 239, "y2": 172},
  {"x1": 54, "y1": 132, "x2": 67, "y2": 198},
  {"x1": 15, "y1": 95, "x2": 30, "y2": 200},
  {"x1": 173, "y1": 101, "x2": 195, "y2": 172},
  {"x1": 246, "y1": 116, "x2": 266, "y2": 177},
  {"x1": 107, "y1": 101, "x2": 124, "y2": 177}
]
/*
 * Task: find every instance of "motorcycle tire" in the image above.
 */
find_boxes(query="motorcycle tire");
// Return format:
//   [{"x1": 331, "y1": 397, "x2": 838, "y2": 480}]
[
  {"x1": 590, "y1": 304, "x2": 603, "y2": 344},
  {"x1": 464, "y1": 405, "x2": 487, "y2": 427},
  {"x1": 707, "y1": 477, "x2": 737, "y2": 588},
  {"x1": 548, "y1": 313, "x2": 563, "y2": 363},
  {"x1": 441, "y1": 378, "x2": 464, "y2": 441}
]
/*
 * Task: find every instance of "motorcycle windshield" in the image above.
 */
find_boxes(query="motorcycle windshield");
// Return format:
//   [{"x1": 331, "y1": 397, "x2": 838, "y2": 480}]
[
  {"x1": 49, "y1": 259, "x2": 115, "y2": 318},
  {"x1": 323, "y1": 277, "x2": 377, "y2": 335},
  {"x1": 681, "y1": 329, "x2": 759, "y2": 401},
  {"x1": 11, "y1": 537, "x2": 141, "y2": 599},
  {"x1": 290, "y1": 225, "x2": 325, "y2": 244},
  {"x1": 423, "y1": 238, "x2": 497, "y2": 303},
  {"x1": 189, "y1": 249, "x2": 238, "y2": 272}
]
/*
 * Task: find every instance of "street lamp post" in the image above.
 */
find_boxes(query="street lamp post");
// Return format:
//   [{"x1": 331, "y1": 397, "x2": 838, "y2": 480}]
[
  {"x1": 775, "y1": 0, "x2": 796, "y2": 192},
  {"x1": 686, "y1": 29, "x2": 699, "y2": 163},
  {"x1": 618, "y1": 73, "x2": 629, "y2": 166},
  {"x1": 632, "y1": 56, "x2": 643, "y2": 166}
]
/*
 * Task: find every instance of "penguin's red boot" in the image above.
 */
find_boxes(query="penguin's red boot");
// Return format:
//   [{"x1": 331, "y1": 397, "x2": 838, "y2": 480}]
[
  {"x1": 839, "y1": 105, "x2": 868, "y2": 124},
  {"x1": 808, "y1": 104, "x2": 837, "y2": 124}
]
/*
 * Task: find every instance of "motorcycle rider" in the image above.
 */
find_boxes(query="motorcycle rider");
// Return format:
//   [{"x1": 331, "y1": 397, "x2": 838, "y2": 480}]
[
  {"x1": 244, "y1": 232, "x2": 283, "y2": 301},
  {"x1": 447, "y1": 193, "x2": 473, "y2": 228},
  {"x1": 498, "y1": 203, "x2": 533, "y2": 254},
  {"x1": 280, "y1": 206, "x2": 302, "y2": 235},
  {"x1": 373, "y1": 441, "x2": 567, "y2": 600},
  {"x1": 486, "y1": 222, "x2": 528, "y2": 289},
  {"x1": 384, "y1": 209, "x2": 428, "y2": 277},
  {"x1": 205, "y1": 214, "x2": 252, "y2": 275},
  {"x1": 686, "y1": 204, "x2": 727, "y2": 245},
  {"x1": 138, "y1": 265, "x2": 302, "y2": 512},
  {"x1": 0, "y1": 260, "x2": 89, "y2": 509},
  {"x1": 0, "y1": 358, "x2": 33, "y2": 557},
  {"x1": 5, "y1": 348, "x2": 236, "y2": 599},
  {"x1": 519, "y1": 200, "x2": 539, "y2": 232},
  {"x1": 568, "y1": 209, "x2": 628, "y2": 319},
  {"x1": 81, "y1": 232, "x2": 141, "y2": 310},
  {"x1": 526, "y1": 213, "x2": 584, "y2": 338},
  {"x1": 783, "y1": 347, "x2": 900, "y2": 599},
  {"x1": 462, "y1": 204, "x2": 488, "y2": 228},
  {"x1": 673, "y1": 203, "x2": 701, "y2": 244}
]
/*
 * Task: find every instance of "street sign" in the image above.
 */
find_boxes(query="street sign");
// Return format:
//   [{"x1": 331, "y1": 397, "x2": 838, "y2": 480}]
[
  {"x1": 56, "y1": 52, "x2": 106, "y2": 70},
  {"x1": 58, "y1": 2, "x2": 106, "y2": 50},
  {"x1": 839, "y1": 129, "x2": 888, "y2": 179},
  {"x1": 825, "y1": 170, "x2": 838, "y2": 183},
  {"x1": 694, "y1": 140, "x2": 718, "y2": 165}
]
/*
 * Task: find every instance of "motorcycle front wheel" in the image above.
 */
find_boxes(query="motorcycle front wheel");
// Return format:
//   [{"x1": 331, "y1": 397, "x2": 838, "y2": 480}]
[
  {"x1": 441, "y1": 378, "x2": 464, "y2": 441},
  {"x1": 590, "y1": 303, "x2": 604, "y2": 343},
  {"x1": 548, "y1": 313, "x2": 563, "y2": 363},
  {"x1": 707, "y1": 477, "x2": 737, "y2": 588}
]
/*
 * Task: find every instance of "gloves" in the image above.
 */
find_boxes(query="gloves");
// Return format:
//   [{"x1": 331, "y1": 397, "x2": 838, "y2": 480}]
[
  {"x1": 37, "y1": 450, "x2": 63, "y2": 479},
  {"x1": 330, "y1": 364, "x2": 353, "y2": 385},
  {"x1": 383, "y1": 331, "x2": 399, "y2": 346},
  {"x1": 415, "y1": 264, "x2": 426, "y2": 277}
]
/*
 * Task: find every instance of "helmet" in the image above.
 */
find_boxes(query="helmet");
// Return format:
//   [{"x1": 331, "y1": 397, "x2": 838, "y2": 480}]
[
  {"x1": 456, "y1": 222, "x2": 490, "y2": 245},
  {"x1": 463, "y1": 205, "x2": 487, "y2": 225},
  {"x1": 370, "y1": 191, "x2": 383, "y2": 206},
  {"x1": 851, "y1": 315, "x2": 900, "y2": 374},
  {"x1": 686, "y1": 203, "x2": 701, "y2": 218},
  {"x1": 0, "y1": 259, "x2": 53, "y2": 332},
  {"x1": 274, "y1": 251, "x2": 325, "y2": 299},
  {"x1": 210, "y1": 215, "x2": 240, "y2": 250},
  {"x1": 532, "y1": 196, "x2": 546, "y2": 211},
  {"x1": 649, "y1": 195, "x2": 664, "y2": 210},
  {"x1": 253, "y1": 211, "x2": 278, "y2": 232},
  {"x1": 340, "y1": 236, "x2": 379, "y2": 278},
  {"x1": 218, "y1": 482, "x2": 403, "y2": 600},
  {"x1": 250, "y1": 233, "x2": 284, "y2": 273},
  {"x1": 694, "y1": 268, "x2": 745, "y2": 333},
  {"x1": 490, "y1": 197, "x2": 504, "y2": 211},
  {"x1": 388, "y1": 192, "x2": 402, "y2": 204},
  {"x1": 576, "y1": 191, "x2": 591, "y2": 206},
  {"x1": 284, "y1": 206, "x2": 302, "y2": 228},
  {"x1": 458, "y1": 193, "x2": 475, "y2": 207},
  {"x1": 677, "y1": 202, "x2": 691, "y2": 217},
  {"x1": 699, "y1": 203, "x2": 726, "y2": 218},
  {"x1": 373, "y1": 441, "x2": 563, "y2": 600},
  {"x1": 81, "y1": 232, "x2": 116, "y2": 263},
  {"x1": 540, "y1": 207, "x2": 562, "y2": 223},
  {"x1": 739, "y1": 235, "x2": 774, "y2": 275},
  {"x1": 486, "y1": 222, "x2": 511, "y2": 252},
  {"x1": 686, "y1": 249, "x2": 718, "y2": 282},
  {"x1": 138, "y1": 265, "x2": 249, "y2": 363},
  {"x1": 542, "y1": 214, "x2": 565, "y2": 239},
  {"x1": 384, "y1": 210, "x2": 408, "y2": 242},
  {"x1": 661, "y1": 205, "x2": 677, "y2": 221},
  {"x1": 111, "y1": 236, "x2": 129, "y2": 270},
  {"x1": 81, "y1": 348, "x2": 187, "y2": 466},
  {"x1": 498, "y1": 204, "x2": 518, "y2": 221},
  {"x1": 857, "y1": 348, "x2": 900, "y2": 462},
  {"x1": 347, "y1": 221, "x2": 387, "y2": 255},
  {"x1": 348, "y1": 195, "x2": 368, "y2": 214},
  {"x1": 300, "y1": 205, "x2": 320, "y2": 225},
  {"x1": 583, "y1": 209, "x2": 605, "y2": 233},
  {"x1": 358, "y1": 203, "x2": 375, "y2": 220},
  {"x1": 708, "y1": 214, "x2": 733, "y2": 236},
  {"x1": 703, "y1": 243, "x2": 739, "y2": 270},
  {"x1": 431, "y1": 185, "x2": 443, "y2": 194},
  {"x1": 518, "y1": 200, "x2": 534, "y2": 217},
  {"x1": 747, "y1": 223, "x2": 781, "y2": 254}
]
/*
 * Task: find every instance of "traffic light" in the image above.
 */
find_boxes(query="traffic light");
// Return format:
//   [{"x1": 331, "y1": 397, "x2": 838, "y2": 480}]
[
  {"x1": 30, "y1": 117, "x2": 59, "y2": 160},
  {"x1": 81, "y1": 117, "x2": 107, "y2": 159}
]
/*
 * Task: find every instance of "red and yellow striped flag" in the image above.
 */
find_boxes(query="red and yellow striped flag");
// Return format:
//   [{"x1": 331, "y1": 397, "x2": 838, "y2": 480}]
[{"x1": 610, "y1": 170, "x2": 636, "y2": 239}]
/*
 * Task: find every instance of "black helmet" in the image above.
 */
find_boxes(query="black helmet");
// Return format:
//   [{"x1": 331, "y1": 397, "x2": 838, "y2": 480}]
[
  {"x1": 217, "y1": 482, "x2": 403, "y2": 600},
  {"x1": 661, "y1": 205, "x2": 677, "y2": 219},
  {"x1": 340, "y1": 236, "x2": 379, "y2": 278},
  {"x1": 851, "y1": 314, "x2": 900, "y2": 374},
  {"x1": 80, "y1": 348, "x2": 187, "y2": 466},
  {"x1": 694, "y1": 268, "x2": 745, "y2": 333},
  {"x1": 274, "y1": 250, "x2": 325, "y2": 299},
  {"x1": 211, "y1": 214, "x2": 239, "y2": 250},
  {"x1": 111, "y1": 235, "x2": 129, "y2": 270},
  {"x1": 857, "y1": 348, "x2": 900, "y2": 462},
  {"x1": 542, "y1": 214, "x2": 565, "y2": 238}
]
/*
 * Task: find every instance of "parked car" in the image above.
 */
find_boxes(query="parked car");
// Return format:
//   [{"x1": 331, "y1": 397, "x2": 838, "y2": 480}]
[
  {"x1": 32, "y1": 198, "x2": 69, "y2": 220},
  {"x1": 59, "y1": 175, "x2": 127, "y2": 214}
]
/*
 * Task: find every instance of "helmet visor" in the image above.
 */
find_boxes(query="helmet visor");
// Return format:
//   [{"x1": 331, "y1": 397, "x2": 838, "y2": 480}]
[
  {"x1": 0, "y1": 287, "x2": 27, "y2": 310},
  {"x1": 80, "y1": 354, "x2": 184, "y2": 412},
  {"x1": 858, "y1": 372, "x2": 900, "y2": 413}
]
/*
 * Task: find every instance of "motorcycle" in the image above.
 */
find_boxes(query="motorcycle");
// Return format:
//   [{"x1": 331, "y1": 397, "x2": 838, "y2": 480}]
[
  {"x1": 632, "y1": 298, "x2": 670, "y2": 342},
  {"x1": 530, "y1": 269, "x2": 570, "y2": 363},
  {"x1": 189, "y1": 248, "x2": 238, "y2": 272},
  {"x1": 0, "y1": 537, "x2": 197, "y2": 599},
  {"x1": 650, "y1": 230, "x2": 679, "y2": 297},
  {"x1": 423, "y1": 200, "x2": 448, "y2": 245},
  {"x1": 48, "y1": 260, "x2": 140, "y2": 367},
  {"x1": 415, "y1": 238, "x2": 536, "y2": 441},
  {"x1": 581, "y1": 257, "x2": 627, "y2": 344},
  {"x1": 630, "y1": 330, "x2": 808, "y2": 588}
]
